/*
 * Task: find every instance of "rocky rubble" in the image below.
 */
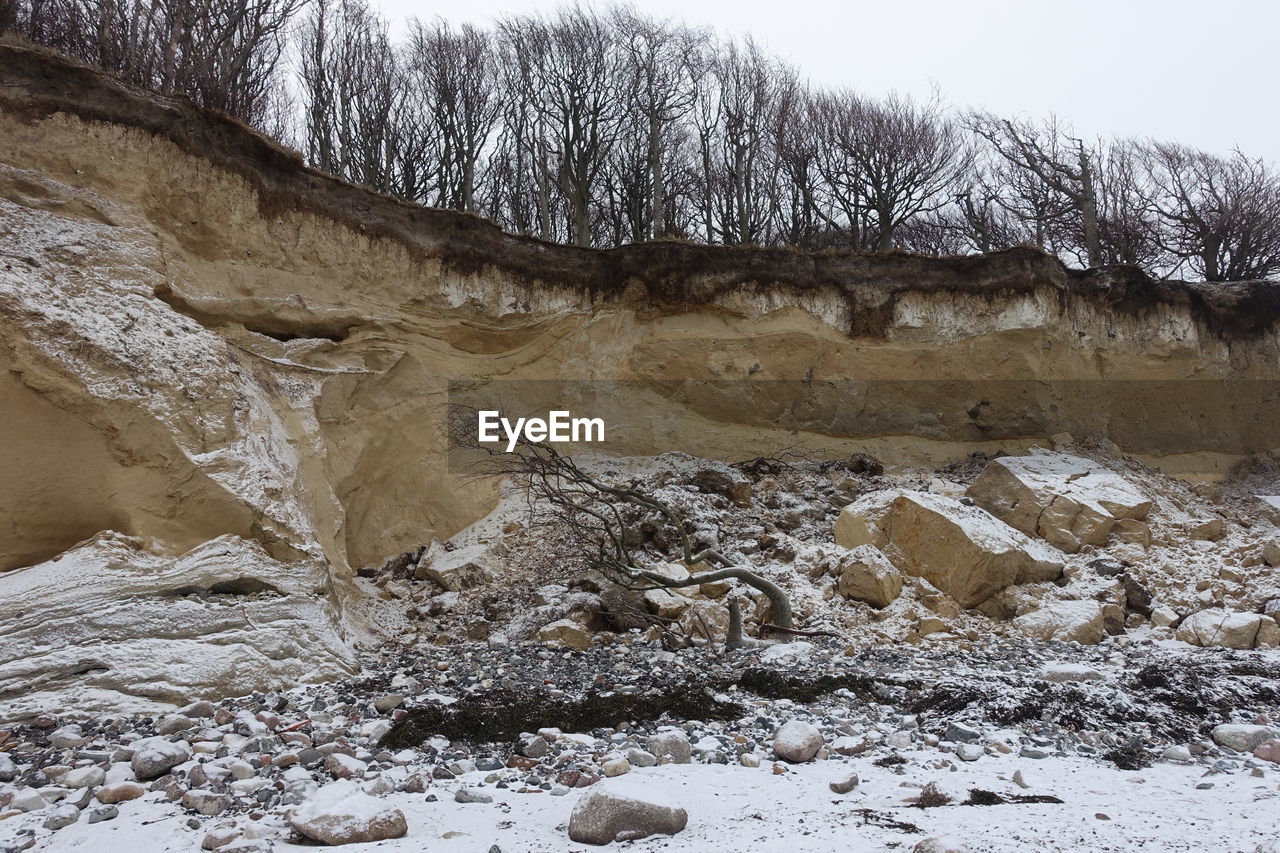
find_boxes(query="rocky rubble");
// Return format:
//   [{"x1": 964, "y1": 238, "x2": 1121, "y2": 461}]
[
  {"x1": 0, "y1": 631, "x2": 1277, "y2": 850},
  {"x1": 388, "y1": 445, "x2": 1280, "y2": 656},
  {"x1": 0, "y1": 445, "x2": 1277, "y2": 848}
]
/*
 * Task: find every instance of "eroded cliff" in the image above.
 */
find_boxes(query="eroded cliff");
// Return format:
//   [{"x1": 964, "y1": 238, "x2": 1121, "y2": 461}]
[{"x1": 1, "y1": 44, "x2": 1278, "y2": 714}]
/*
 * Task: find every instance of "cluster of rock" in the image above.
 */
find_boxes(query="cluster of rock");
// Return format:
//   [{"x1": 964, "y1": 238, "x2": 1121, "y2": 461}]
[
  {"x1": 2, "y1": 633, "x2": 1277, "y2": 850},
  {"x1": 826, "y1": 448, "x2": 1280, "y2": 650},
  {"x1": 361, "y1": 447, "x2": 1280, "y2": 660},
  {"x1": 0, "y1": 697, "x2": 413, "y2": 850}
]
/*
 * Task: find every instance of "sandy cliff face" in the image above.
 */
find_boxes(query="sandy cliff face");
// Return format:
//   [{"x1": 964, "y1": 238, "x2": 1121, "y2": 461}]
[{"x1": 0, "y1": 46, "x2": 1277, "y2": 715}]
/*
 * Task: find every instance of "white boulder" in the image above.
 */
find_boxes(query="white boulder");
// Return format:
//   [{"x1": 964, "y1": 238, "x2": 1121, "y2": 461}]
[
  {"x1": 1177, "y1": 610, "x2": 1274, "y2": 650},
  {"x1": 568, "y1": 780, "x2": 689, "y2": 845},
  {"x1": 966, "y1": 450, "x2": 1151, "y2": 553},
  {"x1": 772, "y1": 720, "x2": 824, "y2": 763},
  {"x1": 836, "y1": 490, "x2": 1063, "y2": 608},
  {"x1": 1211, "y1": 724, "x2": 1274, "y2": 753},
  {"x1": 288, "y1": 780, "x2": 408, "y2": 846},
  {"x1": 414, "y1": 541, "x2": 495, "y2": 591},
  {"x1": 1013, "y1": 600, "x2": 1107, "y2": 645},
  {"x1": 534, "y1": 619, "x2": 593, "y2": 651}
]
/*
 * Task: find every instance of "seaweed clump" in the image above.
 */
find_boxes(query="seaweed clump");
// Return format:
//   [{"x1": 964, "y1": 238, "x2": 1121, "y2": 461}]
[{"x1": 381, "y1": 683, "x2": 744, "y2": 750}]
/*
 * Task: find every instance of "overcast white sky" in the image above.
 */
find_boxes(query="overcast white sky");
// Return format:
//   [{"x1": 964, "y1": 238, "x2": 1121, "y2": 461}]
[{"x1": 373, "y1": 0, "x2": 1278, "y2": 163}]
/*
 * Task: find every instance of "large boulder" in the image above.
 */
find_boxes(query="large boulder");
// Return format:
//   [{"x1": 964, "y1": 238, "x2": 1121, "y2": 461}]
[
  {"x1": 966, "y1": 451, "x2": 1151, "y2": 553},
  {"x1": 568, "y1": 781, "x2": 689, "y2": 845},
  {"x1": 833, "y1": 546, "x2": 904, "y2": 609},
  {"x1": 1176, "y1": 610, "x2": 1277, "y2": 649},
  {"x1": 772, "y1": 720, "x2": 824, "y2": 763},
  {"x1": 414, "y1": 541, "x2": 495, "y2": 591},
  {"x1": 1013, "y1": 600, "x2": 1107, "y2": 645},
  {"x1": 836, "y1": 490, "x2": 1063, "y2": 609},
  {"x1": 289, "y1": 780, "x2": 408, "y2": 845},
  {"x1": 1211, "y1": 724, "x2": 1275, "y2": 753}
]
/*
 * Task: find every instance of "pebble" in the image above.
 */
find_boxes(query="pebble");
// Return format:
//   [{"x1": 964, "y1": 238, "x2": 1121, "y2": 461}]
[
  {"x1": 63, "y1": 766, "x2": 105, "y2": 788},
  {"x1": 184, "y1": 790, "x2": 232, "y2": 816},
  {"x1": 373, "y1": 694, "x2": 405, "y2": 713},
  {"x1": 626, "y1": 749, "x2": 657, "y2": 768},
  {"x1": 646, "y1": 732, "x2": 692, "y2": 764},
  {"x1": 42, "y1": 804, "x2": 81, "y2": 830},
  {"x1": 156, "y1": 714, "x2": 197, "y2": 735},
  {"x1": 945, "y1": 722, "x2": 980, "y2": 743},
  {"x1": 178, "y1": 700, "x2": 217, "y2": 718},
  {"x1": 602, "y1": 758, "x2": 631, "y2": 777},
  {"x1": 829, "y1": 772, "x2": 860, "y2": 794},
  {"x1": 290, "y1": 780, "x2": 407, "y2": 845},
  {"x1": 9, "y1": 788, "x2": 48, "y2": 812},
  {"x1": 520, "y1": 736, "x2": 550, "y2": 758},
  {"x1": 1255, "y1": 740, "x2": 1280, "y2": 764},
  {"x1": 914, "y1": 838, "x2": 966, "y2": 853},
  {"x1": 87, "y1": 804, "x2": 119, "y2": 823},
  {"x1": 131, "y1": 738, "x2": 191, "y2": 780}
]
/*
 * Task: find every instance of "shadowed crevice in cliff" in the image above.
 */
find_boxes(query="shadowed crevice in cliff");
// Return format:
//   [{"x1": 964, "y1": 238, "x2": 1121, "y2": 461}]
[
  {"x1": 153, "y1": 284, "x2": 354, "y2": 343},
  {"x1": 3, "y1": 42, "x2": 1278, "y2": 340}
]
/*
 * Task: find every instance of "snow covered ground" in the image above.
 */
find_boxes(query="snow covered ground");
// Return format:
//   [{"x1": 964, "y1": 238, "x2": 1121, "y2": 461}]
[{"x1": 13, "y1": 750, "x2": 1278, "y2": 852}]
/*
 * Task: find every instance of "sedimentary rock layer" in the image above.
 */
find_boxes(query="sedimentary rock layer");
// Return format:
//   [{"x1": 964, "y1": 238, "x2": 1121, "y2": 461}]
[{"x1": 1, "y1": 44, "x2": 1277, "y2": 713}]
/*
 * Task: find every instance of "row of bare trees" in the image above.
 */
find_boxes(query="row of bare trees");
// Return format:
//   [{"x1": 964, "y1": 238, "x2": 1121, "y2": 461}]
[
  {"x1": 3, "y1": 0, "x2": 301, "y2": 126},
  {"x1": 5, "y1": 0, "x2": 1280, "y2": 281}
]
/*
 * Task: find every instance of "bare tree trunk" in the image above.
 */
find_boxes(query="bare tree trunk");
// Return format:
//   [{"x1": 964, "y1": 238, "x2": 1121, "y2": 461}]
[
  {"x1": 1078, "y1": 144, "x2": 1103, "y2": 267},
  {"x1": 725, "y1": 595, "x2": 745, "y2": 650},
  {"x1": 649, "y1": 117, "x2": 664, "y2": 237},
  {"x1": 536, "y1": 138, "x2": 552, "y2": 240},
  {"x1": 631, "y1": 555, "x2": 793, "y2": 633}
]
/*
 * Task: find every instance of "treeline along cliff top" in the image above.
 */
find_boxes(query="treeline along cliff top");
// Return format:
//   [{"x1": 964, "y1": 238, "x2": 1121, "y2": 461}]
[{"x1": 3, "y1": 0, "x2": 1280, "y2": 283}]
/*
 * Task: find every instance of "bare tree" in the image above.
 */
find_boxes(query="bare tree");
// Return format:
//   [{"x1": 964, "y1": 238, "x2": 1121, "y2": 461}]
[
  {"x1": 1093, "y1": 139, "x2": 1162, "y2": 269},
  {"x1": 774, "y1": 87, "x2": 830, "y2": 248},
  {"x1": 297, "y1": 0, "x2": 419, "y2": 196},
  {"x1": 8, "y1": 0, "x2": 302, "y2": 125},
  {"x1": 819, "y1": 91, "x2": 971, "y2": 251},
  {"x1": 693, "y1": 36, "x2": 790, "y2": 245},
  {"x1": 0, "y1": 0, "x2": 19, "y2": 34},
  {"x1": 968, "y1": 112, "x2": 1105, "y2": 267},
  {"x1": 1142, "y1": 142, "x2": 1280, "y2": 281},
  {"x1": 448, "y1": 408, "x2": 795, "y2": 637},
  {"x1": 498, "y1": 7, "x2": 625, "y2": 246},
  {"x1": 612, "y1": 7, "x2": 706, "y2": 239},
  {"x1": 157, "y1": 0, "x2": 304, "y2": 123},
  {"x1": 404, "y1": 18, "x2": 499, "y2": 212},
  {"x1": 935, "y1": 156, "x2": 1043, "y2": 254}
]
